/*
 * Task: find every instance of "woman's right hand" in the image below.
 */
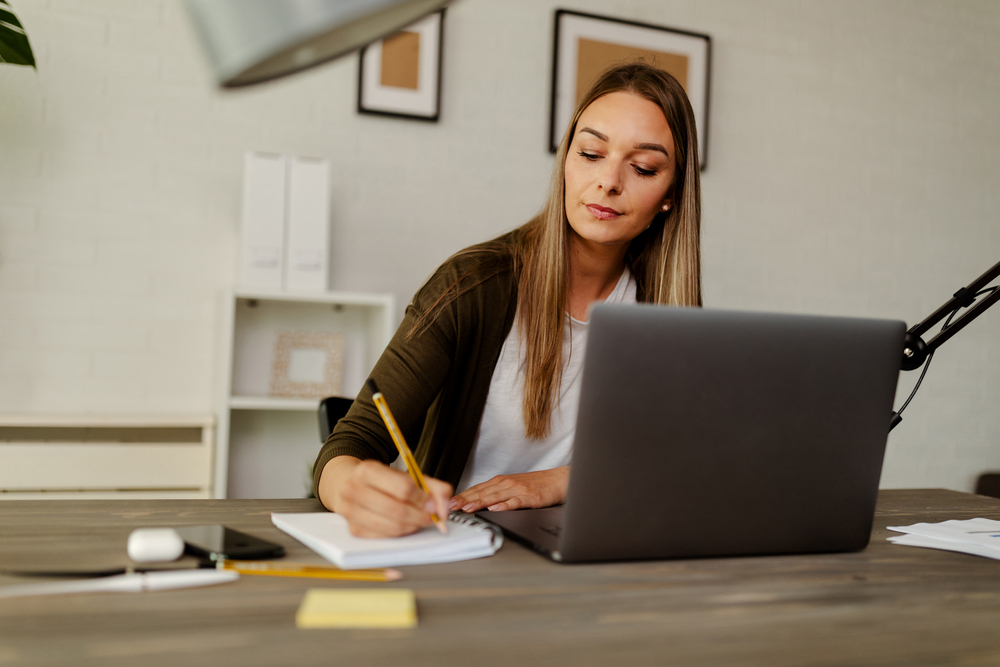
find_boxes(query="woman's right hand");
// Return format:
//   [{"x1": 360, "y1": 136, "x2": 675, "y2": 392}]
[{"x1": 318, "y1": 456, "x2": 453, "y2": 538}]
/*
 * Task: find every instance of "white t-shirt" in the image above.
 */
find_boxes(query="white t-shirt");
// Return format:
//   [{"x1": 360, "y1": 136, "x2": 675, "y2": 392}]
[{"x1": 456, "y1": 269, "x2": 637, "y2": 493}]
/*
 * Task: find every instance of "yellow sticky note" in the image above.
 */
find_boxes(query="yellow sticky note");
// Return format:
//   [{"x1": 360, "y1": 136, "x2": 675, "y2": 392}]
[{"x1": 295, "y1": 588, "x2": 417, "y2": 629}]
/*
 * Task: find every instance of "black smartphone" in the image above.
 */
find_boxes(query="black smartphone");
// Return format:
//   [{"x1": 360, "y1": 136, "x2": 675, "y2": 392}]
[{"x1": 174, "y1": 525, "x2": 285, "y2": 561}]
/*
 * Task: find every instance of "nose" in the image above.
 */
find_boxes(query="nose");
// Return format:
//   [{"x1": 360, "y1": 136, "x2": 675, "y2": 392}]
[{"x1": 597, "y1": 158, "x2": 623, "y2": 194}]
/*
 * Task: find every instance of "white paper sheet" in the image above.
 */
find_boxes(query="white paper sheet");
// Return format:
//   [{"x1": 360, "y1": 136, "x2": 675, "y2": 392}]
[{"x1": 887, "y1": 518, "x2": 1000, "y2": 560}]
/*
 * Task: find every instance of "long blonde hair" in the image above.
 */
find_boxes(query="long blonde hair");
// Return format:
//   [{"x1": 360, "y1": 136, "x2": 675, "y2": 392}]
[{"x1": 413, "y1": 62, "x2": 702, "y2": 438}]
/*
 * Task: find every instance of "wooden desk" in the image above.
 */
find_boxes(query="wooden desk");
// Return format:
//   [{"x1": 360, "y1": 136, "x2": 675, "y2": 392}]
[{"x1": 2, "y1": 489, "x2": 1000, "y2": 666}]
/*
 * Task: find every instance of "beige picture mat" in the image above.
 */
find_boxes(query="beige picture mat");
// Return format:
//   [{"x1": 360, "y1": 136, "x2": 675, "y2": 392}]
[
  {"x1": 575, "y1": 37, "x2": 690, "y2": 106},
  {"x1": 380, "y1": 30, "x2": 421, "y2": 90}
]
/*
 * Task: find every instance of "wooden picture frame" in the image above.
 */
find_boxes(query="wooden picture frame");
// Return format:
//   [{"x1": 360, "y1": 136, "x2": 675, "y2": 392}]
[
  {"x1": 268, "y1": 331, "x2": 344, "y2": 399},
  {"x1": 357, "y1": 9, "x2": 445, "y2": 122},
  {"x1": 550, "y1": 9, "x2": 712, "y2": 169}
]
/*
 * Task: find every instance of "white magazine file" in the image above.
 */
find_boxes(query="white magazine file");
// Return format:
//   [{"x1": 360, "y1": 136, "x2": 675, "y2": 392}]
[
  {"x1": 239, "y1": 152, "x2": 287, "y2": 290},
  {"x1": 284, "y1": 157, "x2": 330, "y2": 291}
]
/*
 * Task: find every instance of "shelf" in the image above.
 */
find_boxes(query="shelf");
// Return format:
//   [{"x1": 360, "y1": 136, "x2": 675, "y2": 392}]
[
  {"x1": 0, "y1": 414, "x2": 214, "y2": 428},
  {"x1": 228, "y1": 296, "x2": 391, "y2": 401},
  {"x1": 234, "y1": 288, "x2": 393, "y2": 308},
  {"x1": 0, "y1": 416, "x2": 215, "y2": 499},
  {"x1": 229, "y1": 396, "x2": 323, "y2": 411},
  {"x1": 216, "y1": 288, "x2": 395, "y2": 499}
]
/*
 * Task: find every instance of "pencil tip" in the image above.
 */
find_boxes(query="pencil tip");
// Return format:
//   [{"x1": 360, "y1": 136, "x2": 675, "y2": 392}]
[{"x1": 366, "y1": 378, "x2": 379, "y2": 395}]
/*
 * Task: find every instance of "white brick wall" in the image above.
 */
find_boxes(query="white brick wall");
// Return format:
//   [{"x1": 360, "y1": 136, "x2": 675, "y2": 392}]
[{"x1": 0, "y1": 0, "x2": 998, "y2": 491}]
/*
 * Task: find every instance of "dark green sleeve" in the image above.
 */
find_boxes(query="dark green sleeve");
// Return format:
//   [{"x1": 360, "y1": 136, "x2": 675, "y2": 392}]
[{"x1": 310, "y1": 262, "x2": 464, "y2": 497}]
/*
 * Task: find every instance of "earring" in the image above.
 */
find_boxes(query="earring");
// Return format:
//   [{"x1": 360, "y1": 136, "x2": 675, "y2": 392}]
[{"x1": 661, "y1": 204, "x2": 670, "y2": 212}]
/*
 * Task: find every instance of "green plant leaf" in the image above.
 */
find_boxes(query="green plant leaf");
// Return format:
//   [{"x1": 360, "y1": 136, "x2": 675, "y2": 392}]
[{"x1": 0, "y1": 0, "x2": 36, "y2": 68}]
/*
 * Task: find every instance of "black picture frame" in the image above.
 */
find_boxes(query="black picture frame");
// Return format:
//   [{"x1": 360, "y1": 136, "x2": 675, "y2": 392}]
[
  {"x1": 550, "y1": 9, "x2": 711, "y2": 169},
  {"x1": 357, "y1": 9, "x2": 445, "y2": 122}
]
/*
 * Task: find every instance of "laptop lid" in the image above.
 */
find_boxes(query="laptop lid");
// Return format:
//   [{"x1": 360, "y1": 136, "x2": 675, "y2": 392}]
[{"x1": 483, "y1": 304, "x2": 905, "y2": 563}]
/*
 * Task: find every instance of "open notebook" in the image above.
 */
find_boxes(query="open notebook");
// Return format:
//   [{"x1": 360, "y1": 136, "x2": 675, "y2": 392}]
[{"x1": 272, "y1": 512, "x2": 502, "y2": 569}]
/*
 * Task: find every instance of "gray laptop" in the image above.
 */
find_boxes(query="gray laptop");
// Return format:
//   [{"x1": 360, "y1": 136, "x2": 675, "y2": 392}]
[{"x1": 478, "y1": 303, "x2": 905, "y2": 563}]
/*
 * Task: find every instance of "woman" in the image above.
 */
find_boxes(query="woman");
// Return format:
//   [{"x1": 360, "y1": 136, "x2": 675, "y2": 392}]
[{"x1": 314, "y1": 62, "x2": 702, "y2": 538}]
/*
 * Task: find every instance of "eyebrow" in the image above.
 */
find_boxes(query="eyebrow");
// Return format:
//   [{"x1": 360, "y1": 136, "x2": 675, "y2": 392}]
[
  {"x1": 578, "y1": 127, "x2": 670, "y2": 158},
  {"x1": 634, "y1": 142, "x2": 670, "y2": 158},
  {"x1": 579, "y1": 127, "x2": 609, "y2": 142}
]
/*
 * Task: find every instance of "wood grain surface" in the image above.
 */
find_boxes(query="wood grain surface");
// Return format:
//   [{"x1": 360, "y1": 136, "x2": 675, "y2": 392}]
[{"x1": 1, "y1": 490, "x2": 1000, "y2": 667}]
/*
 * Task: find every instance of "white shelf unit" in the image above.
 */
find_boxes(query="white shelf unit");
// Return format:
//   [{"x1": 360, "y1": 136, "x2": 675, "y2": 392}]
[
  {"x1": 0, "y1": 414, "x2": 215, "y2": 500},
  {"x1": 216, "y1": 289, "x2": 395, "y2": 499}
]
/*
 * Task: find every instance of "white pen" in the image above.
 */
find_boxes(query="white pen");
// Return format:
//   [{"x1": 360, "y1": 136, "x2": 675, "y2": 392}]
[{"x1": 0, "y1": 569, "x2": 239, "y2": 599}]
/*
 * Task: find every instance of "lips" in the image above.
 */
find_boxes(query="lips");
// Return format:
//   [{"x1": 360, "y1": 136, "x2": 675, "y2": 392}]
[{"x1": 585, "y1": 204, "x2": 622, "y2": 220}]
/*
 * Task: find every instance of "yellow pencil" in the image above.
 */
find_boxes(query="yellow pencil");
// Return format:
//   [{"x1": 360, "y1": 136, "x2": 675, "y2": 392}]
[
  {"x1": 367, "y1": 378, "x2": 448, "y2": 534},
  {"x1": 218, "y1": 560, "x2": 402, "y2": 582}
]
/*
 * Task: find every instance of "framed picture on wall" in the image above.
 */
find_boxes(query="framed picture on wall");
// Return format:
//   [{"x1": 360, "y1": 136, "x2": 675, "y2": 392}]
[
  {"x1": 550, "y1": 9, "x2": 712, "y2": 169},
  {"x1": 357, "y1": 9, "x2": 445, "y2": 121}
]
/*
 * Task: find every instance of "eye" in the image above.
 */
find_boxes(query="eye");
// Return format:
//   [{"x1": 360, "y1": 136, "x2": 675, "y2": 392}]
[
  {"x1": 577, "y1": 150, "x2": 601, "y2": 161},
  {"x1": 633, "y1": 165, "x2": 657, "y2": 177}
]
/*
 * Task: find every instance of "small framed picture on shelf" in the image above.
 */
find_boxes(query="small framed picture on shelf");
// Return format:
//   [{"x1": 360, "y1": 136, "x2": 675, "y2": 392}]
[
  {"x1": 268, "y1": 331, "x2": 345, "y2": 399},
  {"x1": 357, "y1": 9, "x2": 445, "y2": 121},
  {"x1": 550, "y1": 9, "x2": 711, "y2": 169}
]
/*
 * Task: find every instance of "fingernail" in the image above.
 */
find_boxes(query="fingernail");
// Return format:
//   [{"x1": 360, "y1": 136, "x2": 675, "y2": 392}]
[
  {"x1": 462, "y1": 503, "x2": 475, "y2": 513},
  {"x1": 448, "y1": 498, "x2": 459, "y2": 511},
  {"x1": 487, "y1": 504, "x2": 501, "y2": 512},
  {"x1": 424, "y1": 499, "x2": 436, "y2": 513}
]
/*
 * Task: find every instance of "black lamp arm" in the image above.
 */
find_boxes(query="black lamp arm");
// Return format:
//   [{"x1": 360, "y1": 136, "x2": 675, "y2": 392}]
[{"x1": 900, "y1": 260, "x2": 1000, "y2": 371}]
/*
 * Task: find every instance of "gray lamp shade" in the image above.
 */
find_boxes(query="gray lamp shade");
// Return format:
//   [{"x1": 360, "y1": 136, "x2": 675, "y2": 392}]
[{"x1": 184, "y1": 0, "x2": 450, "y2": 88}]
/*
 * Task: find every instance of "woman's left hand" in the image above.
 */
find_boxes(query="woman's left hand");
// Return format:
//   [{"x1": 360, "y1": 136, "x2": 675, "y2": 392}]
[{"x1": 451, "y1": 466, "x2": 569, "y2": 513}]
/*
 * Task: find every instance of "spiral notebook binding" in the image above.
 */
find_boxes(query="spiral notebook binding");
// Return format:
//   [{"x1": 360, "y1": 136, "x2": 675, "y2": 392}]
[{"x1": 448, "y1": 512, "x2": 504, "y2": 550}]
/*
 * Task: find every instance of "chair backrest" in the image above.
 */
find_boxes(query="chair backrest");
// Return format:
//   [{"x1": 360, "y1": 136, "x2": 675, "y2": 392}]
[
  {"x1": 318, "y1": 396, "x2": 354, "y2": 442},
  {"x1": 976, "y1": 473, "x2": 1000, "y2": 499}
]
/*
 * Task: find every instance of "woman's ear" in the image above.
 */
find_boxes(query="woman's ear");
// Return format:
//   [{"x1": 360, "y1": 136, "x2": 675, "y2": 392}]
[{"x1": 659, "y1": 187, "x2": 675, "y2": 213}]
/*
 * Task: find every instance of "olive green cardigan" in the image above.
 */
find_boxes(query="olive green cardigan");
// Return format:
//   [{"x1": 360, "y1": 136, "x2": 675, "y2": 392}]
[{"x1": 311, "y1": 235, "x2": 520, "y2": 495}]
